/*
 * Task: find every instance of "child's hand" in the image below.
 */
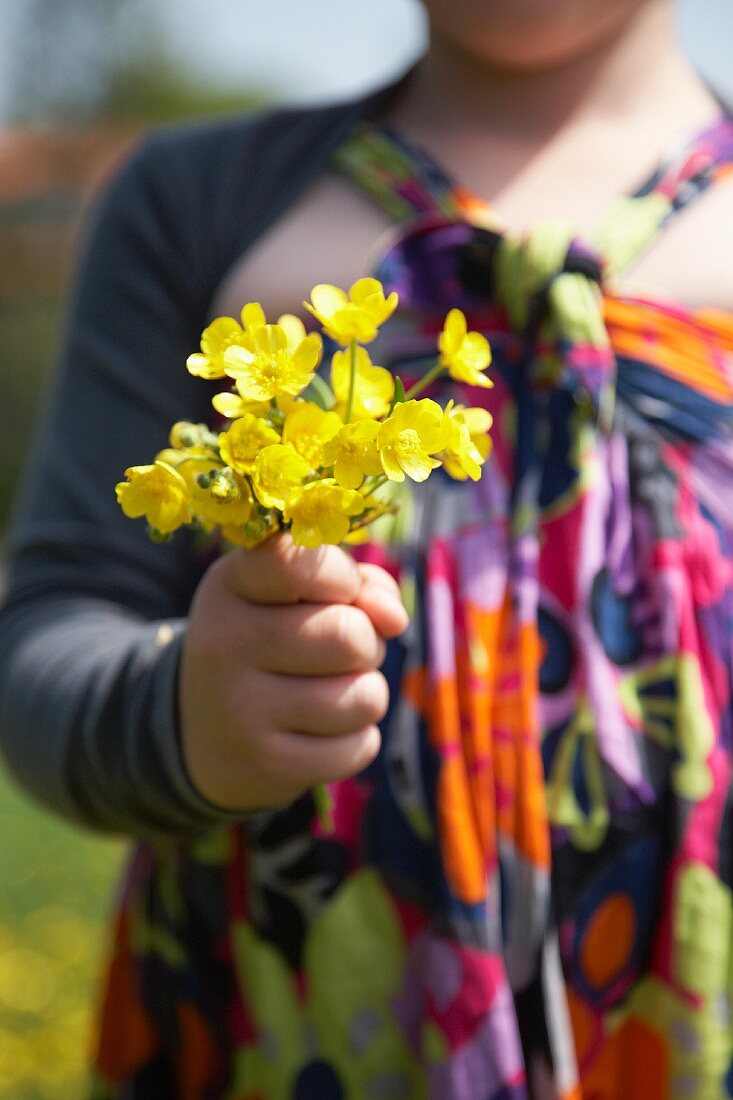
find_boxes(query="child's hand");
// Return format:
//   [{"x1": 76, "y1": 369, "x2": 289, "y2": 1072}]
[{"x1": 178, "y1": 534, "x2": 408, "y2": 813}]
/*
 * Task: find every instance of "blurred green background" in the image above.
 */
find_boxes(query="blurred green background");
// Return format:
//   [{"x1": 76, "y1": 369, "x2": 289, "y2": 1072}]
[{"x1": 0, "y1": 2, "x2": 262, "y2": 1095}]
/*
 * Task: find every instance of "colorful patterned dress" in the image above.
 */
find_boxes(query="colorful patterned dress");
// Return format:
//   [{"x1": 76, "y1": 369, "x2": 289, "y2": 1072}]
[{"x1": 92, "y1": 115, "x2": 733, "y2": 1099}]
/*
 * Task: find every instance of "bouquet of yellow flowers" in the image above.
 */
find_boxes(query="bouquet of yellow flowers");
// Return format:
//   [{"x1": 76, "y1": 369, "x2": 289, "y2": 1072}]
[{"x1": 115, "y1": 278, "x2": 494, "y2": 551}]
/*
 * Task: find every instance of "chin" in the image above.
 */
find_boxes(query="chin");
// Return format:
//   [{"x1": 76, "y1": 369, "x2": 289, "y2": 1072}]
[{"x1": 423, "y1": 0, "x2": 653, "y2": 71}]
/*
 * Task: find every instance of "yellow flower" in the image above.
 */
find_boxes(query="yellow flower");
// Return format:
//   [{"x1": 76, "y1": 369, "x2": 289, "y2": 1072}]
[
  {"x1": 223, "y1": 509, "x2": 280, "y2": 549},
  {"x1": 154, "y1": 447, "x2": 188, "y2": 468},
  {"x1": 223, "y1": 316, "x2": 322, "y2": 401},
  {"x1": 320, "y1": 421, "x2": 383, "y2": 490},
  {"x1": 168, "y1": 421, "x2": 218, "y2": 451},
  {"x1": 212, "y1": 392, "x2": 271, "y2": 420},
  {"x1": 155, "y1": 451, "x2": 253, "y2": 528},
  {"x1": 282, "y1": 401, "x2": 342, "y2": 468},
  {"x1": 195, "y1": 470, "x2": 253, "y2": 527},
  {"x1": 219, "y1": 414, "x2": 281, "y2": 473},
  {"x1": 155, "y1": 445, "x2": 212, "y2": 480},
  {"x1": 196, "y1": 487, "x2": 253, "y2": 529},
  {"x1": 115, "y1": 461, "x2": 192, "y2": 533},
  {"x1": 343, "y1": 526, "x2": 370, "y2": 545},
  {"x1": 186, "y1": 303, "x2": 267, "y2": 380},
  {"x1": 212, "y1": 388, "x2": 297, "y2": 420},
  {"x1": 304, "y1": 278, "x2": 398, "y2": 345},
  {"x1": 438, "y1": 309, "x2": 493, "y2": 388},
  {"x1": 220, "y1": 521, "x2": 259, "y2": 547},
  {"x1": 441, "y1": 400, "x2": 493, "y2": 482},
  {"x1": 220, "y1": 522, "x2": 251, "y2": 547},
  {"x1": 252, "y1": 444, "x2": 310, "y2": 510},
  {"x1": 331, "y1": 346, "x2": 394, "y2": 420},
  {"x1": 376, "y1": 399, "x2": 443, "y2": 483},
  {"x1": 283, "y1": 479, "x2": 365, "y2": 548}
]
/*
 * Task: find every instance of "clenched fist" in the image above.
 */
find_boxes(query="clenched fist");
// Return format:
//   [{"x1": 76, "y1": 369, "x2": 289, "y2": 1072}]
[{"x1": 178, "y1": 534, "x2": 408, "y2": 812}]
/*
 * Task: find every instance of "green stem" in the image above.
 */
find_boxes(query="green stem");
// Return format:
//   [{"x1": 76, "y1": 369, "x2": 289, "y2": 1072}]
[
  {"x1": 362, "y1": 474, "x2": 388, "y2": 495},
  {"x1": 348, "y1": 503, "x2": 398, "y2": 535},
  {"x1": 344, "y1": 338, "x2": 358, "y2": 424},
  {"x1": 404, "y1": 361, "x2": 446, "y2": 401}
]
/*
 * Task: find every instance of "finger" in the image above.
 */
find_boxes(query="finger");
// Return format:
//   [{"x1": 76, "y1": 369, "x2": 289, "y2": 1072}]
[
  {"x1": 268, "y1": 670, "x2": 390, "y2": 736},
  {"x1": 245, "y1": 602, "x2": 386, "y2": 675},
  {"x1": 214, "y1": 534, "x2": 362, "y2": 606},
  {"x1": 263, "y1": 725, "x2": 382, "y2": 796},
  {"x1": 357, "y1": 562, "x2": 402, "y2": 600},
  {"x1": 354, "y1": 565, "x2": 409, "y2": 639}
]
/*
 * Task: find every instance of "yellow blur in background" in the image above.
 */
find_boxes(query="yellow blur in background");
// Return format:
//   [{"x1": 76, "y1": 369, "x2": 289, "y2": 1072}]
[{"x1": 0, "y1": 778, "x2": 123, "y2": 1098}]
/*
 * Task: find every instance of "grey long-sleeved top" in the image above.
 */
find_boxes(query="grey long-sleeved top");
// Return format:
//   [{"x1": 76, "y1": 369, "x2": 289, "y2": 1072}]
[{"x1": 0, "y1": 79, "x2": 400, "y2": 841}]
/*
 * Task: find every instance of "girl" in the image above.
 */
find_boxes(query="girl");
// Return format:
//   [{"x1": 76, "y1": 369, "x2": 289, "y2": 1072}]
[{"x1": 2, "y1": 0, "x2": 733, "y2": 1095}]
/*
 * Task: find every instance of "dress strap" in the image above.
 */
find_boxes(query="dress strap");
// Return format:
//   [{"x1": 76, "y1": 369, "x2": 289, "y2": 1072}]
[
  {"x1": 332, "y1": 122, "x2": 499, "y2": 227},
  {"x1": 335, "y1": 115, "x2": 733, "y2": 279},
  {"x1": 592, "y1": 114, "x2": 733, "y2": 277}
]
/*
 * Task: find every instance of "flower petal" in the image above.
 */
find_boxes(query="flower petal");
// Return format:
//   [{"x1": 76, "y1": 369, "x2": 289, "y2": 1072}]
[
  {"x1": 186, "y1": 352, "x2": 221, "y2": 379},
  {"x1": 223, "y1": 344, "x2": 255, "y2": 374},
  {"x1": 278, "y1": 313, "x2": 307, "y2": 350},
  {"x1": 212, "y1": 392, "x2": 248, "y2": 418},
  {"x1": 380, "y1": 448, "x2": 405, "y2": 483},
  {"x1": 310, "y1": 284, "x2": 349, "y2": 317},
  {"x1": 399, "y1": 451, "x2": 441, "y2": 483},
  {"x1": 333, "y1": 456, "x2": 365, "y2": 490},
  {"x1": 201, "y1": 317, "x2": 241, "y2": 357},
  {"x1": 293, "y1": 333, "x2": 323, "y2": 375},
  {"x1": 241, "y1": 302, "x2": 266, "y2": 330},
  {"x1": 348, "y1": 277, "x2": 384, "y2": 305}
]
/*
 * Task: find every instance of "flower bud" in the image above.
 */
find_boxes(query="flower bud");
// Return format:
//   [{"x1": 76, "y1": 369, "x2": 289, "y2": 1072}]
[
  {"x1": 209, "y1": 467, "x2": 240, "y2": 503},
  {"x1": 170, "y1": 421, "x2": 218, "y2": 450}
]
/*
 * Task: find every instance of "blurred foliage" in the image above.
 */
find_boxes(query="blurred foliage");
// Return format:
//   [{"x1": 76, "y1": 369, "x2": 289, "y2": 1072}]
[
  {"x1": 8, "y1": 0, "x2": 262, "y2": 126},
  {"x1": 0, "y1": 239, "x2": 69, "y2": 528},
  {"x1": 106, "y1": 60, "x2": 262, "y2": 124},
  {"x1": 0, "y1": 4, "x2": 265, "y2": 1095}
]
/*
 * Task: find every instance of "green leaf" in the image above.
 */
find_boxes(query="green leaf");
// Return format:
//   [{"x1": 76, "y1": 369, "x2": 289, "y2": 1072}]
[
  {"x1": 303, "y1": 373, "x2": 335, "y2": 411},
  {"x1": 387, "y1": 376, "x2": 406, "y2": 416}
]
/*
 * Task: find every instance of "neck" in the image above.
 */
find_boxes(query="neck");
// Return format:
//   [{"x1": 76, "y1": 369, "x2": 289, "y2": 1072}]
[{"x1": 390, "y1": 2, "x2": 716, "y2": 141}]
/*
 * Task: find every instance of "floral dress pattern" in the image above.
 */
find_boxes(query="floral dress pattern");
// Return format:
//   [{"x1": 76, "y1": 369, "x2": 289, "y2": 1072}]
[{"x1": 91, "y1": 115, "x2": 733, "y2": 1099}]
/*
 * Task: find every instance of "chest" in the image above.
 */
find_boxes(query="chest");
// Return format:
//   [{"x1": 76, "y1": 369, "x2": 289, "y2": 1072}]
[{"x1": 212, "y1": 157, "x2": 733, "y2": 325}]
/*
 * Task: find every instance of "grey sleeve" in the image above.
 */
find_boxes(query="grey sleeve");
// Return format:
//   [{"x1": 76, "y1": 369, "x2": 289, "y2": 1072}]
[{"x1": 0, "y1": 133, "x2": 252, "y2": 840}]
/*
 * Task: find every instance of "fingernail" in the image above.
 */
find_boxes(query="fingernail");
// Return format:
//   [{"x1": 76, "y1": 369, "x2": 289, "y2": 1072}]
[{"x1": 389, "y1": 599, "x2": 410, "y2": 627}]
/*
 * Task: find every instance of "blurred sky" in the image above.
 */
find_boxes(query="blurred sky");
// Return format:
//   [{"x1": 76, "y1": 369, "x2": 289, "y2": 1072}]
[{"x1": 0, "y1": 0, "x2": 731, "y2": 121}]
